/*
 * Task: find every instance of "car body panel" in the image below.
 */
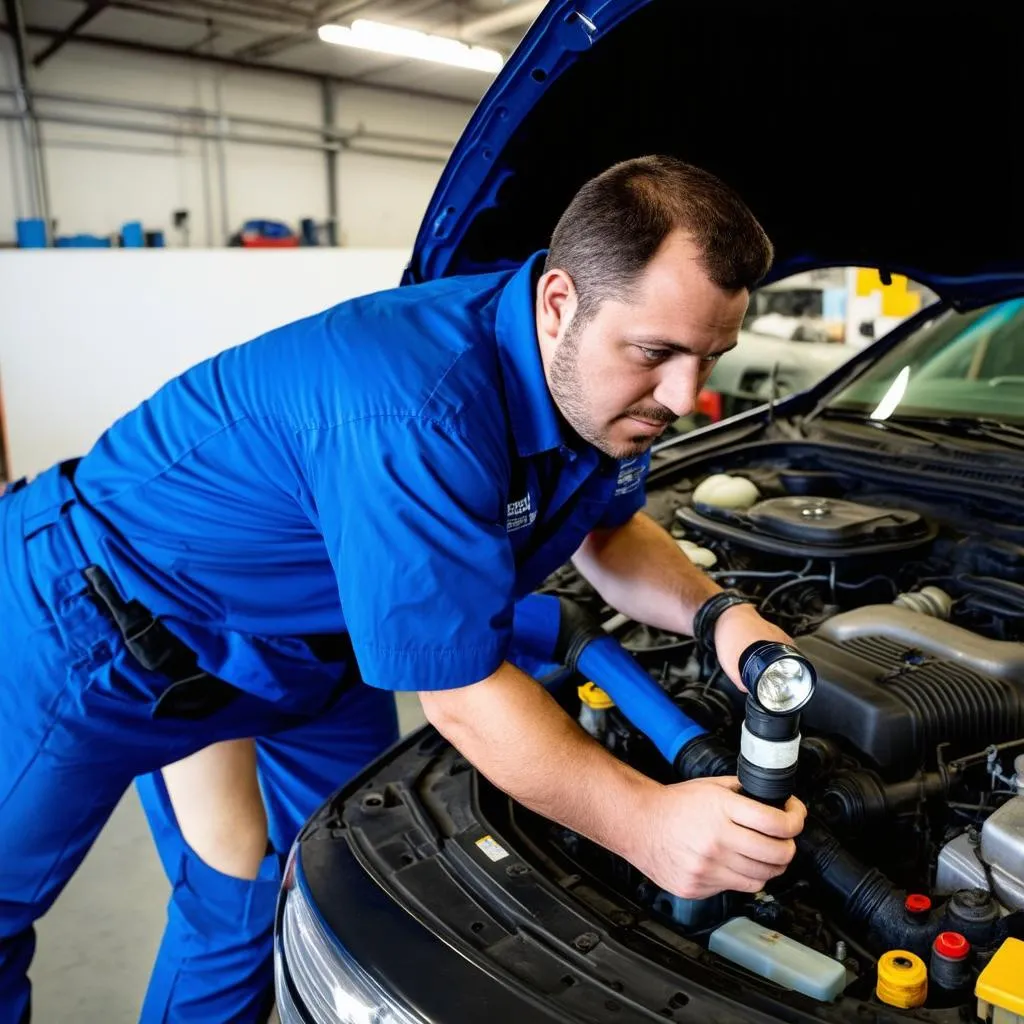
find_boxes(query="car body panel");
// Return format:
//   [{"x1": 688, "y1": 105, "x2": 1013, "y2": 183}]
[{"x1": 407, "y1": 1, "x2": 1024, "y2": 304}]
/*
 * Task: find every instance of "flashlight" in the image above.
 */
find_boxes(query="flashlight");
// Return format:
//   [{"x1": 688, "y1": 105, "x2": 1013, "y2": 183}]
[{"x1": 737, "y1": 641, "x2": 816, "y2": 807}]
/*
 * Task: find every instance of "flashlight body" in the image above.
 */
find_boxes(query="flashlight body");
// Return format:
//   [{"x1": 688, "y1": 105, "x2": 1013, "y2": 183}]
[
  {"x1": 737, "y1": 642, "x2": 817, "y2": 808},
  {"x1": 738, "y1": 698, "x2": 802, "y2": 807}
]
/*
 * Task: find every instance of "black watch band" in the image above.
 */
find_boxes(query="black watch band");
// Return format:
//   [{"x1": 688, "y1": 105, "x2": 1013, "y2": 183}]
[{"x1": 692, "y1": 591, "x2": 751, "y2": 655}]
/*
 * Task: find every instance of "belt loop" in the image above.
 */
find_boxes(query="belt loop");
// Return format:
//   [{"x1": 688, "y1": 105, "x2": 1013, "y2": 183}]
[{"x1": 21, "y1": 459, "x2": 83, "y2": 538}]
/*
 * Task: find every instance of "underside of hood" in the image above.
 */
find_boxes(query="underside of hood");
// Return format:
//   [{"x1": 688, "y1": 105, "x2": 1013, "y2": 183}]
[{"x1": 407, "y1": 0, "x2": 1024, "y2": 304}]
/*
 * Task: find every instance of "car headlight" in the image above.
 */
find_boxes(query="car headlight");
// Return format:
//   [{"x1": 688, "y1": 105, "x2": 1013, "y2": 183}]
[{"x1": 277, "y1": 859, "x2": 424, "y2": 1024}]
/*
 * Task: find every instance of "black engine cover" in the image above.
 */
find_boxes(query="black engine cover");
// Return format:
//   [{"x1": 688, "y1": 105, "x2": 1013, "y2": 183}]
[
  {"x1": 798, "y1": 629, "x2": 1024, "y2": 775},
  {"x1": 747, "y1": 497, "x2": 928, "y2": 545},
  {"x1": 677, "y1": 496, "x2": 935, "y2": 557}
]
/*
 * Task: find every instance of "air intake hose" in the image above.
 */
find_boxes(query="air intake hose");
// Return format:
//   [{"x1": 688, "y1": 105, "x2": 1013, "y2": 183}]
[
  {"x1": 511, "y1": 595, "x2": 734, "y2": 777},
  {"x1": 818, "y1": 769, "x2": 951, "y2": 830},
  {"x1": 798, "y1": 817, "x2": 942, "y2": 957}
]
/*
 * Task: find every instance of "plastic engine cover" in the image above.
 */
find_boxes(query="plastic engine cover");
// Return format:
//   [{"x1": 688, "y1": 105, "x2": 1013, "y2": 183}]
[
  {"x1": 797, "y1": 608, "x2": 1024, "y2": 773},
  {"x1": 745, "y1": 497, "x2": 927, "y2": 545},
  {"x1": 677, "y1": 496, "x2": 935, "y2": 557}
]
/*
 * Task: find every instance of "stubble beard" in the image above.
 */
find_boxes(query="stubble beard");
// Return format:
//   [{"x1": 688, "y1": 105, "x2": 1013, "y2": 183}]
[{"x1": 548, "y1": 319, "x2": 655, "y2": 460}]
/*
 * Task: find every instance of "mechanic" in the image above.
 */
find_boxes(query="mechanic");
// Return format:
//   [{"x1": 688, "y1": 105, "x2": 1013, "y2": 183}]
[{"x1": 0, "y1": 156, "x2": 806, "y2": 1024}]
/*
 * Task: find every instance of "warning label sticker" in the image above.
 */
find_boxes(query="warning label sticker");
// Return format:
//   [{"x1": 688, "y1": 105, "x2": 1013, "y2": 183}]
[{"x1": 474, "y1": 834, "x2": 510, "y2": 863}]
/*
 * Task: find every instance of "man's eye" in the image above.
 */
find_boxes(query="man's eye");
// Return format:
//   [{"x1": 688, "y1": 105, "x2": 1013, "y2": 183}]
[
  {"x1": 638, "y1": 347, "x2": 669, "y2": 362},
  {"x1": 701, "y1": 353, "x2": 723, "y2": 365}
]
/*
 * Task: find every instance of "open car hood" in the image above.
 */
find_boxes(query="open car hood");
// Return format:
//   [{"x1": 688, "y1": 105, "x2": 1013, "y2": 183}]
[{"x1": 406, "y1": 0, "x2": 1024, "y2": 305}]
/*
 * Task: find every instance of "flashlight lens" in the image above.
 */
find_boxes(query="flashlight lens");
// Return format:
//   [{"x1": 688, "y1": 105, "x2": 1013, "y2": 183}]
[
  {"x1": 774, "y1": 658, "x2": 803, "y2": 679},
  {"x1": 756, "y1": 659, "x2": 813, "y2": 712},
  {"x1": 739, "y1": 641, "x2": 817, "y2": 712}
]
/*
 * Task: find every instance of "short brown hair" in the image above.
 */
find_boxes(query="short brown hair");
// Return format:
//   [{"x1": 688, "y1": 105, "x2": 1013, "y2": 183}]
[{"x1": 545, "y1": 156, "x2": 773, "y2": 322}]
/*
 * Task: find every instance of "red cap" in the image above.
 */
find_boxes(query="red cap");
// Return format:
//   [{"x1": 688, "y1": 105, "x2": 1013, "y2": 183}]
[
  {"x1": 905, "y1": 894, "x2": 932, "y2": 915},
  {"x1": 934, "y1": 932, "x2": 970, "y2": 960}
]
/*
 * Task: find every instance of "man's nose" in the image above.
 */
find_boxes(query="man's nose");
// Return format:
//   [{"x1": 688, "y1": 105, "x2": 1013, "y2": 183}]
[{"x1": 652, "y1": 364, "x2": 697, "y2": 418}]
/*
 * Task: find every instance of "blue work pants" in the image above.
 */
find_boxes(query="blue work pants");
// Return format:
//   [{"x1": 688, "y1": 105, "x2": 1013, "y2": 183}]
[{"x1": 0, "y1": 468, "x2": 399, "y2": 1024}]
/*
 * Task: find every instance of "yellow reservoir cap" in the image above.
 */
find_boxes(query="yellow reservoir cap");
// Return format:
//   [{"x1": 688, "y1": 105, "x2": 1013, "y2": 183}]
[
  {"x1": 876, "y1": 950, "x2": 927, "y2": 1009},
  {"x1": 976, "y1": 937, "x2": 1024, "y2": 1022},
  {"x1": 577, "y1": 682, "x2": 614, "y2": 710}
]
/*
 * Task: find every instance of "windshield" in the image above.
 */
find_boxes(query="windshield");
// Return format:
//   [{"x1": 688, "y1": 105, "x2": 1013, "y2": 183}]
[{"x1": 826, "y1": 298, "x2": 1024, "y2": 424}]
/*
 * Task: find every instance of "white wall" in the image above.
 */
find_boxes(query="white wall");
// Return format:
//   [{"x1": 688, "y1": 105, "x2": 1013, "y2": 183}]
[
  {"x1": 0, "y1": 248, "x2": 408, "y2": 477},
  {"x1": 0, "y1": 38, "x2": 473, "y2": 248}
]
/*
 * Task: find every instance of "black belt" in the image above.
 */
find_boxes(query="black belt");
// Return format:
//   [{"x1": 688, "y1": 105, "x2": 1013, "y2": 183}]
[{"x1": 83, "y1": 565, "x2": 242, "y2": 720}]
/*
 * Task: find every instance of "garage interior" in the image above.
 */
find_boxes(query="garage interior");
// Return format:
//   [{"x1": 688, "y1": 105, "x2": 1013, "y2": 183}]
[
  {"x1": 1, "y1": 3, "x2": 518, "y2": 1018},
  {"x1": 3, "y1": 2, "x2": 1024, "y2": 1023}
]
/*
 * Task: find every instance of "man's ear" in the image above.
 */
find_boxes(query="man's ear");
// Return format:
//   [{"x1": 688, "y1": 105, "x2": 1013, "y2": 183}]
[{"x1": 535, "y1": 268, "x2": 577, "y2": 349}]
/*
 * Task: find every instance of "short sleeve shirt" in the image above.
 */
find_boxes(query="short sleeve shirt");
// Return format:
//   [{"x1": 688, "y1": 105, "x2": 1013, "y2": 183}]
[{"x1": 69, "y1": 252, "x2": 649, "y2": 700}]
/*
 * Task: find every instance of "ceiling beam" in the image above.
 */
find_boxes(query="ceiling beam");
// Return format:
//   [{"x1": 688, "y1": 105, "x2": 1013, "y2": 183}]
[
  {"x1": 33, "y1": 1, "x2": 110, "y2": 67},
  {"x1": 130, "y1": 0, "x2": 306, "y2": 29},
  {"x1": 439, "y1": 0, "x2": 544, "y2": 42},
  {"x1": 231, "y1": 0, "x2": 381, "y2": 61},
  {"x1": 0, "y1": 19, "x2": 479, "y2": 106},
  {"x1": 109, "y1": 0, "x2": 302, "y2": 35}
]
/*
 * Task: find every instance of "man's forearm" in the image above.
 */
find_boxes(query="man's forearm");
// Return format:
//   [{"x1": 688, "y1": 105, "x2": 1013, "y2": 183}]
[
  {"x1": 572, "y1": 511, "x2": 720, "y2": 636},
  {"x1": 419, "y1": 662, "x2": 659, "y2": 865},
  {"x1": 420, "y1": 662, "x2": 808, "y2": 900}
]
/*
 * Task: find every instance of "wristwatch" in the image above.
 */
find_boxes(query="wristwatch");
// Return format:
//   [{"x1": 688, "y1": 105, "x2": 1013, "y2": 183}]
[{"x1": 692, "y1": 591, "x2": 752, "y2": 655}]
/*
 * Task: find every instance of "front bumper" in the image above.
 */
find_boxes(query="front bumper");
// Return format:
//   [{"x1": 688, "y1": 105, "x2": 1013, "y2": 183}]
[{"x1": 275, "y1": 827, "x2": 567, "y2": 1023}]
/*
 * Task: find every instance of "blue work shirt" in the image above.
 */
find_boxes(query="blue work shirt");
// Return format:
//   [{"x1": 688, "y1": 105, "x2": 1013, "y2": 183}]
[{"x1": 66, "y1": 252, "x2": 649, "y2": 701}]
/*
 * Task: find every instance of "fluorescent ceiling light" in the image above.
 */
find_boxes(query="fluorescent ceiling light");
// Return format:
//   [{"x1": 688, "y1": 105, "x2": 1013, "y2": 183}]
[{"x1": 319, "y1": 20, "x2": 504, "y2": 73}]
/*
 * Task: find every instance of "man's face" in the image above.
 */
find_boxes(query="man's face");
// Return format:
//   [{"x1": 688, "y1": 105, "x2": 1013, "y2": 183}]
[{"x1": 536, "y1": 231, "x2": 749, "y2": 460}]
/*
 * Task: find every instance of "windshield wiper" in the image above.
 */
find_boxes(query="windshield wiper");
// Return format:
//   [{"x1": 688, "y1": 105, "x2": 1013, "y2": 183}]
[
  {"x1": 813, "y1": 410, "x2": 1024, "y2": 456},
  {"x1": 813, "y1": 409, "x2": 951, "y2": 450},
  {"x1": 897, "y1": 415, "x2": 1024, "y2": 452}
]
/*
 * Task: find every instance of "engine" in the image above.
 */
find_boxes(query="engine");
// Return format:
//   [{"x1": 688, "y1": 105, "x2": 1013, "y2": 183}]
[
  {"x1": 535, "y1": 461, "x2": 1024, "y2": 1015},
  {"x1": 801, "y1": 610, "x2": 1024, "y2": 774}
]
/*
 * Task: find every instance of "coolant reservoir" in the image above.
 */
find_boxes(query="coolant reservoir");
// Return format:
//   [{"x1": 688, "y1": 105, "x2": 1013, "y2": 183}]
[
  {"x1": 976, "y1": 937, "x2": 1024, "y2": 1023},
  {"x1": 708, "y1": 917, "x2": 847, "y2": 1002},
  {"x1": 692, "y1": 474, "x2": 760, "y2": 509}
]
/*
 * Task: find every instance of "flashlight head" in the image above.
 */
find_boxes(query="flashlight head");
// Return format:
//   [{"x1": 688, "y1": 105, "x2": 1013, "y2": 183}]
[{"x1": 740, "y1": 641, "x2": 816, "y2": 714}]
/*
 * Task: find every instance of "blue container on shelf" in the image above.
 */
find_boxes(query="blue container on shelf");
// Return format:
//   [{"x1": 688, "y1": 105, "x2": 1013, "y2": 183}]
[
  {"x1": 247, "y1": 219, "x2": 292, "y2": 239},
  {"x1": 16, "y1": 218, "x2": 47, "y2": 248},
  {"x1": 54, "y1": 234, "x2": 112, "y2": 248},
  {"x1": 121, "y1": 221, "x2": 144, "y2": 247}
]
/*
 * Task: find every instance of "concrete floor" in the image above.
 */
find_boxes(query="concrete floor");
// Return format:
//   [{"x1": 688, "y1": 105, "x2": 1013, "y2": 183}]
[{"x1": 31, "y1": 692, "x2": 428, "y2": 1023}]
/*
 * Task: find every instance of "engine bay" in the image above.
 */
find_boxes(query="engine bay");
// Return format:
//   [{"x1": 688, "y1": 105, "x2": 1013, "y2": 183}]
[{"x1": 534, "y1": 445, "x2": 1024, "y2": 1016}]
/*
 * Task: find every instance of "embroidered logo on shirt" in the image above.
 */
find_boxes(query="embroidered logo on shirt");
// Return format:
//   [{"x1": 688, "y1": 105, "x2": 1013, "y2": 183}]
[
  {"x1": 505, "y1": 491, "x2": 538, "y2": 532},
  {"x1": 614, "y1": 458, "x2": 645, "y2": 496}
]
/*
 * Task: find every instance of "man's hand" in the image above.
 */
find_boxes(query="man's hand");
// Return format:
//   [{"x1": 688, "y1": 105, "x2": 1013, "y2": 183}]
[
  {"x1": 638, "y1": 777, "x2": 806, "y2": 900},
  {"x1": 422, "y1": 661, "x2": 809, "y2": 907},
  {"x1": 712, "y1": 602, "x2": 795, "y2": 692}
]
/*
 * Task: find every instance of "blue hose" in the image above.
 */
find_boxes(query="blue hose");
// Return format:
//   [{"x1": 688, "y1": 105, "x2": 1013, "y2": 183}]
[
  {"x1": 576, "y1": 634, "x2": 706, "y2": 763},
  {"x1": 512, "y1": 594, "x2": 707, "y2": 765}
]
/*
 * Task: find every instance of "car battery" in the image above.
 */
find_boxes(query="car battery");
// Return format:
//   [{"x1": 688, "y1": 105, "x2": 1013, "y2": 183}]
[{"x1": 976, "y1": 938, "x2": 1024, "y2": 1023}]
